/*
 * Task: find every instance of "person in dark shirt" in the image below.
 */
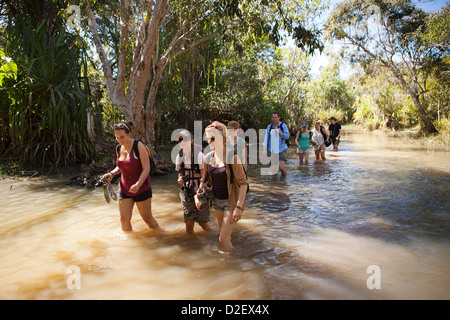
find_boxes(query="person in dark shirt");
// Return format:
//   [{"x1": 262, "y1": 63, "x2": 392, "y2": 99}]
[{"x1": 328, "y1": 117, "x2": 342, "y2": 151}]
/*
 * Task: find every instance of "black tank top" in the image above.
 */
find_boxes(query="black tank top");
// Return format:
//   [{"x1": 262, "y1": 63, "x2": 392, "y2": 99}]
[{"x1": 209, "y1": 165, "x2": 228, "y2": 199}]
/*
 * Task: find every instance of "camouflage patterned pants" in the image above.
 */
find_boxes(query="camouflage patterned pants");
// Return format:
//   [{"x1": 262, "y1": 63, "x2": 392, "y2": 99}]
[{"x1": 179, "y1": 189, "x2": 210, "y2": 223}]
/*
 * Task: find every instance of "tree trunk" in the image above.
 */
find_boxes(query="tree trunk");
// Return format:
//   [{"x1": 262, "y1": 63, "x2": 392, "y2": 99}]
[
  {"x1": 409, "y1": 91, "x2": 438, "y2": 134},
  {"x1": 86, "y1": 108, "x2": 114, "y2": 156},
  {"x1": 341, "y1": 26, "x2": 439, "y2": 135},
  {"x1": 387, "y1": 64, "x2": 438, "y2": 134},
  {"x1": 85, "y1": 0, "x2": 219, "y2": 175}
]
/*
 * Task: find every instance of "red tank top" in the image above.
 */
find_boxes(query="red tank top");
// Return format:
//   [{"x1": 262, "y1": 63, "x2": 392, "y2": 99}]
[{"x1": 117, "y1": 143, "x2": 151, "y2": 197}]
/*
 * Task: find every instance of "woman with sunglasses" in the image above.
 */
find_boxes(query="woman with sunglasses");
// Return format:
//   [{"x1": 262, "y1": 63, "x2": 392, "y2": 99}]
[
  {"x1": 101, "y1": 122, "x2": 159, "y2": 232},
  {"x1": 198, "y1": 121, "x2": 248, "y2": 252}
]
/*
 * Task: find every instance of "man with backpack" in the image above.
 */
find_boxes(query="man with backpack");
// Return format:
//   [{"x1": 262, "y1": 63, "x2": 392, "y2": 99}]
[{"x1": 263, "y1": 112, "x2": 290, "y2": 176}]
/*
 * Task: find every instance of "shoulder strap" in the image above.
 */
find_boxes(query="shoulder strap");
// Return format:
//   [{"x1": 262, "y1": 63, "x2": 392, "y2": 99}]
[
  {"x1": 178, "y1": 148, "x2": 185, "y2": 174},
  {"x1": 319, "y1": 126, "x2": 324, "y2": 136},
  {"x1": 191, "y1": 144, "x2": 201, "y2": 173},
  {"x1": 133, "y1": 140, "x2": 140, "y2": 159},
  {"x1": 116, "y1": 144, "x2": 121, "y2": 158},
  {"x1": 267, "y1": 123, "x2": 275, "y2": 148},
  {"x1": 279, "y1": 122, "x2": 288, "y2": 139},
  {"x1": 132, "y1": 140, "x2": 155, "y2": 176}
]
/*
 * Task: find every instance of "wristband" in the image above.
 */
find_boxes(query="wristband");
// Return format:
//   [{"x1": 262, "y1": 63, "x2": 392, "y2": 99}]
[{"x1": 235, "y1": 205, "x2": 243, "y2": 211}]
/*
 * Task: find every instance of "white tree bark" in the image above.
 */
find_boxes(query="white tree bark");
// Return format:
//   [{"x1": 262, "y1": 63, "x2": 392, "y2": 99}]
[{"x1": 85, "y1": 0, "x2": 224, "y2": 153}]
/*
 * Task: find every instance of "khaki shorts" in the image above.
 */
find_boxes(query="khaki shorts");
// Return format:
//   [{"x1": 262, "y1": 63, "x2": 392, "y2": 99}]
[
  {"x1": 268, "y1": 149, "x2": 288, "y2": 162},
  {"x1": 314, "y1": 143, "x2": 326, "y2": 151},
  {"x1": 297, "y1": 148, "x2": 310, "y2": 155}
]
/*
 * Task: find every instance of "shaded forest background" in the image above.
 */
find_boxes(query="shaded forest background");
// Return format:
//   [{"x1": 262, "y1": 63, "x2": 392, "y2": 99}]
[{"x1": 0, "y1": 0, "x2": 448, "y2": 174}]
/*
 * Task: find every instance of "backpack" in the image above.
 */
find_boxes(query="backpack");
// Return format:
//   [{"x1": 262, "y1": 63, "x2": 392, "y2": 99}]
[
  {"x1": 116, "y1": 140, "x2": 156, "y2": 176},
  {"x1": 178, "y1": 144, "x2": 202, "y2": 188},
  {"x1": 319, "y1": 127, "x2": 331, "y2": 147},
  {"x1": 268, "y1": 121, "x2": 290, "y2": 148}
]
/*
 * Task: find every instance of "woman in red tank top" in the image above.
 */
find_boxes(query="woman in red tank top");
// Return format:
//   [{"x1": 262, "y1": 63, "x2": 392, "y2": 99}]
[{"x1": 101, "y1": 122, "x2": 159, "y2": 232}]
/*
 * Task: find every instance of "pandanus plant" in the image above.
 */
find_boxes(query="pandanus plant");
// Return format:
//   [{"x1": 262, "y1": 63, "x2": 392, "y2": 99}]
[{"x1": 1, "y1": 15, "x2": 100, "y2": 168}]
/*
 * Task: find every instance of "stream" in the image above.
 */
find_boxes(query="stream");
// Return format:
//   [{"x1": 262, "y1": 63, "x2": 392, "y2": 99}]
[{"x1": 1, "y1": 128, "x2": 449, "y2": 299}]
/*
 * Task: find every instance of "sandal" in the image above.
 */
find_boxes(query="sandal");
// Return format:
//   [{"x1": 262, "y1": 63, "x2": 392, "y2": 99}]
[
  {"x1": 103, "y1": 183, "x2": 111, "y2": 203},
  {"x1": 107, "y1": 181, "x2": 118, "y2": 201}
]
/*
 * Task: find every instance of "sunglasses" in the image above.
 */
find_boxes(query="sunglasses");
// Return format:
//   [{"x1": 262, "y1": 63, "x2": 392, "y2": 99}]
[
  {"x1": 113, "y1": 123, "x2": 131, "y2": 132},
  {"x1": 205, "y1": 136, "x2": 215, "y2": 142},
  {"x1": 178, "y1": 136, "x2": 191, "y2": 143}
]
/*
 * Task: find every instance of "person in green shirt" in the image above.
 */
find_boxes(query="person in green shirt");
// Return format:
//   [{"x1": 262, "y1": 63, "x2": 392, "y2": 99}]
[{"x1": 295, "y1": 122, "x2": 311, "y2": 165}]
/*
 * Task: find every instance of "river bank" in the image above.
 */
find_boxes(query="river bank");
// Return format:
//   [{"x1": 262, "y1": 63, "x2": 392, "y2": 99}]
[
  {"x1": 1, "y1": 124, "x2": 448, "y2": 182},
  {"x1": 345, "y1": 123, "x2": 450, "y2": 151}
]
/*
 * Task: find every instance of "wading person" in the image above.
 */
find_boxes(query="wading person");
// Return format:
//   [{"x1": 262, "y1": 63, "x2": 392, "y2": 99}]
[
  {"x1": 226, "y1": 120, "x2": 247, "y2": 171},
  {"x1": 295, "y1": 122, "x2": 311, "y2": 165},
  {"x1": 176, "y1": 130, "x2": 211, "y2": 234},
  {"x1": 328, "y1": 117, "x2": 342, "y2": 151},
  {"x1": 101, "y1": 122, "x2": 159, "y2": 232},
  {"x1": 263, "y1": 112, "x2": 290, "y2": 176},
  {"x1": 312, "y1": 120, "x2": 329, "y2": 161},
  {"x1": 199, "y1": 121, "x2": 248, "y2": 252}
]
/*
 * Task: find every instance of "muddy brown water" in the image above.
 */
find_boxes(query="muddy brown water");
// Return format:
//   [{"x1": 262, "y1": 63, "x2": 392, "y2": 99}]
[{"x1": 1, "y1": 129, "x2": 449, "y2": 299}]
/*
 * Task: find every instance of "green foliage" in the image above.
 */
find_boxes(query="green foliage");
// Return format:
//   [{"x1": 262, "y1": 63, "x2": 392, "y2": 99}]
[
  {"x1": 0, "y1": 15, "x2": 99, "y2": 167},
  {"x1": 350, "y1": 64, "x2": 419, "y2": 129},
  {"x1": 0, "y1": 50, "x2": 17, "y2": 86},
  {"x1": 302, "y1": 61, "x2": 355, "y2": 125},
  {"x1": 3, "y1": 0, "x2": 447, "y2": 174},
  {"x1": 214, "y1": 0, "x2": 326, "y2": 53},
  {"x1": 422, "y1": 3, "x2": 450, "y2": 50},
  {"x1": 324, "y1": 0, "x2": 445, "y2": 134},
  {"x1": 353, "y1": 96, "x2": 381, "y2": 129},
  {"x1": 435, "y1": 117, "x2": 450, "y2": 138}
]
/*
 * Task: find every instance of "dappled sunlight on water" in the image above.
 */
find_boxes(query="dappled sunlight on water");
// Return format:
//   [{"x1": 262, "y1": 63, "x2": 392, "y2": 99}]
[{"x1": 0, "y1": 129, "x2": 449, "y2": 299}]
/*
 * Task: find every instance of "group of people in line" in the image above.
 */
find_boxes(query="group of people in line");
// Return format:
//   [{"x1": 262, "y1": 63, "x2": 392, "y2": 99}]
[
  {"x1": 101, "y1": 112, "x2": 341, "y2": 252},
  {"x1": 101, "y1": 120, "x2": 248, "y2": 252},
  {"x1": 294, "y1": 117, "x2": 342, "y2": 166},
  {"x1": 262, "y1": 112, "x2": 342, "y2": 174}
]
